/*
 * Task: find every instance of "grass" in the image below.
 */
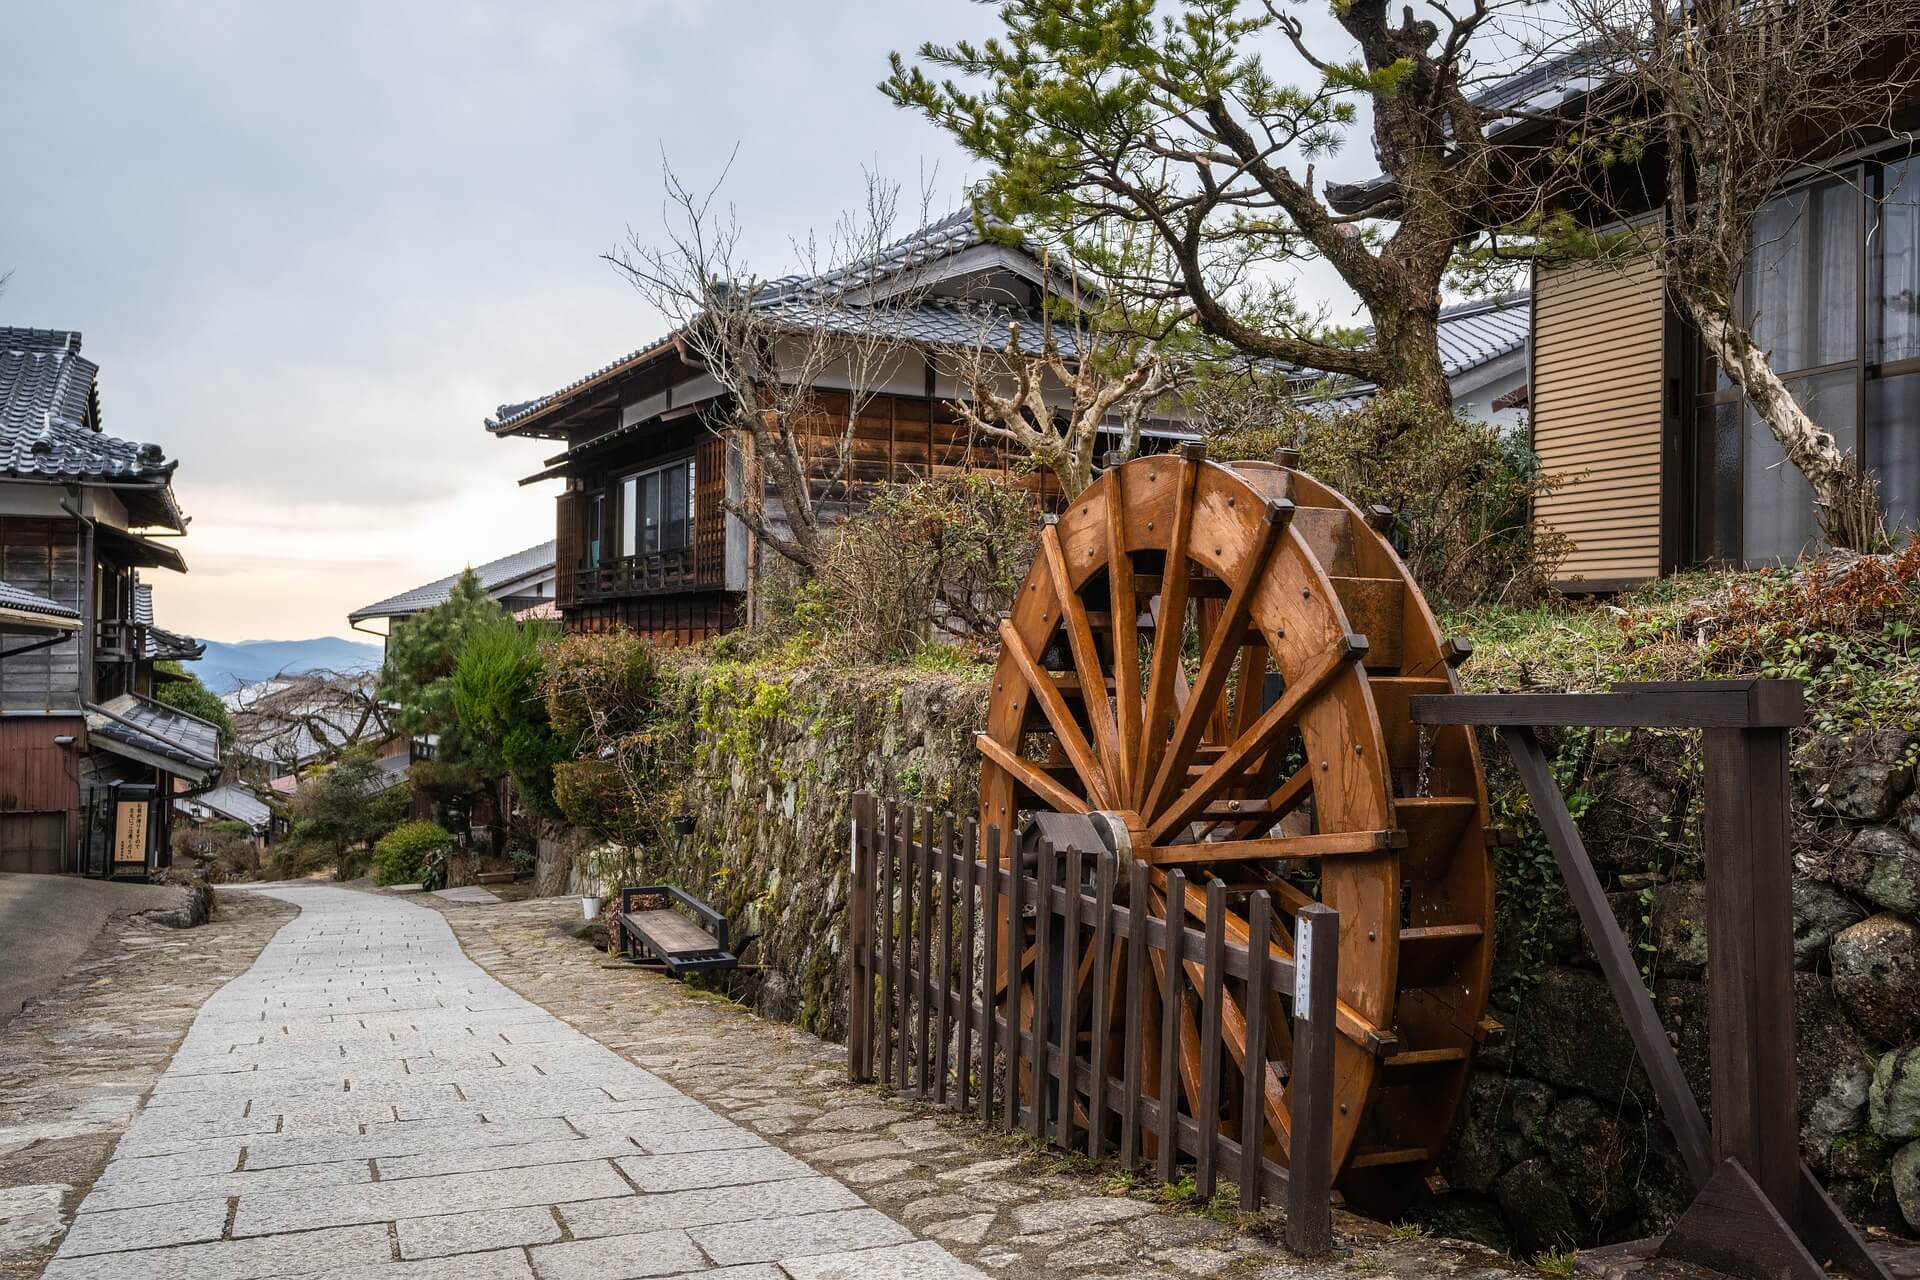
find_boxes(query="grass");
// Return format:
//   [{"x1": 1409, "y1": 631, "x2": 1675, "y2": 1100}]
[
  {"x1": 1532, "y1": 1248, "x2": 1579, "y2": 1276},
  {"x1": 1386, "y1": 1221, "x2": 1433, "y2": 1243}
]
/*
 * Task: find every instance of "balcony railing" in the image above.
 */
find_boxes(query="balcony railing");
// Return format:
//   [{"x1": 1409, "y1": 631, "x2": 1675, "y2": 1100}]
[
  {"x1": 93, "y1": 620, "x2": 148, "y2": 662},
  {"x1": 571, "y1": 547, "x2": 699, "y2": 603}
]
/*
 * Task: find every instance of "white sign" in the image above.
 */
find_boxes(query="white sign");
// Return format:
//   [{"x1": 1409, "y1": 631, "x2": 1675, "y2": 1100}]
[
  {"x1": 1294, "y1": 915, "x2": 1315, "y2": 1021},
  {"x1": 849, "y1": 816, "x2": 859, "y2": 872}
]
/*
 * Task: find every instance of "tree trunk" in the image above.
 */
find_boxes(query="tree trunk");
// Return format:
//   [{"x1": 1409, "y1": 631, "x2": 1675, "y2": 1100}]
[
  {"x1": 1372, "y1": 306, "x2": 1454, "y2": 425},
  {"x1": 1687, "y1": 300, "x2": 1885, "y2": 553}
]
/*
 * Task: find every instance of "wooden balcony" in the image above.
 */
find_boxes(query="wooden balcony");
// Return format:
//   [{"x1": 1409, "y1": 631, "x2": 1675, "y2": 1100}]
[
  {"x1": 93, "y1": 620, "x2": 148, "y2": 662},
  {"x1": 569, "y1": 548, "x2": 701, "y2": 604}
]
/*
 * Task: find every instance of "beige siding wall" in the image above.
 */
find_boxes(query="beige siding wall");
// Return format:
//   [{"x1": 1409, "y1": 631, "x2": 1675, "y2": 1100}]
[{"x1": 1533, "y1": 255, "x2": 1666, "y2": 585}]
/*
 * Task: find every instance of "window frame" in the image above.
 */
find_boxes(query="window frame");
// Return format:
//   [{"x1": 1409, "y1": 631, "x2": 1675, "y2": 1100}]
[
  {"x1": 1690, "y1": 145, "x2": 1920, "y2": 564},
  {"x1": 616, "y1": 455, "x2": 696, "y2": 560}
]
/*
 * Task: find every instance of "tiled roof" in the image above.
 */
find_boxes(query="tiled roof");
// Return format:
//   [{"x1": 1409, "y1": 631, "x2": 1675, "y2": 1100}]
[
  {"x1": 131, "y1": 578, "x2": 206, "y2": 660},
  {"x1": 348, "y1": 540, "x2": 556, "y2": 624},
  {"x1": 87, "y1": 692, "x2": 221, "y2": 782},
  {"x1": 486, "y1": 210, "x2": 1079, "y2": 437},
  {"x1": 1301, "y1": 292, "x2": 1530, "y2": 411},
  {"x1": 0, "y1": 328, "x2": 96, "y2": 432},
  {"x1": 0, "y1": 578, "x2": 81, "y2": 622},
  {"x1": 178, "y1": 782, "x2": 272, "y2": 830},
  {"x1": 0, "y1": 329, "x2": 185, "y2": 528}
]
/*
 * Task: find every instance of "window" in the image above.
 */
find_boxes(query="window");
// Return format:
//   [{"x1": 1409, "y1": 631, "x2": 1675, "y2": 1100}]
[
  {"x1": 618, "y1": 458, "x2": 694, "y2": 558},
  {"x1": 585, "y1": 494, "x2": 605, "y2": 568},
  {"x1": 1694, "y1": 154, "x2": 1920, "y2": 564}
]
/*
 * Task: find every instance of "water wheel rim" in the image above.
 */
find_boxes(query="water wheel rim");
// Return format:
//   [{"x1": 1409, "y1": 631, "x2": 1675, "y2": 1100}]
[{"x1": 977, "y1": 451, "x2": 1493, "y2": 1211}]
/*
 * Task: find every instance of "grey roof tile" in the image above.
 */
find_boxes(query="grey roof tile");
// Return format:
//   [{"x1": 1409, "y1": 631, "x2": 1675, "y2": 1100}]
[
  {"x1": 348, "y1": 540, "x2": 556, "y2": 623},
  {"x1": 0, "y1": 578, "x2": 81, "y2": 621},
  {"x1": 88, "y1": 692, "x2": 221, "y2": 777},
  {"x1": 1300, "y1": 292, "x2": 1530, "y2": 411},
  {"x1": 0, "y1": 329, "x2": 183, "y2": 511},
  {"x1": 178, "y1": 782, "x2": 272, "y2": 830},
  {"x1": 485, "y1": 210, "x2": 1077, "y2": 435}
]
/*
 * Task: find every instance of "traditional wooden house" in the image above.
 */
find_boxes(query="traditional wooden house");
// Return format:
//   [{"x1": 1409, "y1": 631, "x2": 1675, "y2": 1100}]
[
  {"x1": 1329, "y1": 55, "x2": 1920, "y2": 588},
  {"x1": 347, "y1": 540, "x2": 558, "y2": 641},
  {"x1": 486, "y1": 212, "x2": 1194, "y2": 645},
  {"x1": 0, "y1": 326, "x2": 215, "y2": 876}
]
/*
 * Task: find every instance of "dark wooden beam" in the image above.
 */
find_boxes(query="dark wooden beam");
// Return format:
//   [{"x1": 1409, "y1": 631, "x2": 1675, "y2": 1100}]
[{"x1": 1409, "y1": 680, "x2": 1804, "y2": 730}]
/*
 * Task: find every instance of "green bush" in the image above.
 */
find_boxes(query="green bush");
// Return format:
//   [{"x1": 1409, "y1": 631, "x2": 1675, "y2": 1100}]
[{"x1": 372, "y1": 820, "x2": 457, "y2": 888}]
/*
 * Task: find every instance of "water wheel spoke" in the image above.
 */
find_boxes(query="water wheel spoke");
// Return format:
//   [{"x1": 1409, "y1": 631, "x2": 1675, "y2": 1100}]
[
  {"x1": 996, "y1": 619, "x2": 1112, "y2": 810},
  {"x1": 1145, "y1": 502, "x2": 1291, "y2": 819},
  {"x1": 1137, "y1": 448, "x2": 1203, "y2": 810},
  {"x1": 978, "y1": 734, "x2": 1091, "y2": 815},
  {"x1": 1105, "y1": 466, "x2": 1143, "y2": 800},
  {"x1": 1225, "y1": 762, "x2": 1315, "y2": 840},
  {"x1": 1149, "y1": 829, "x2": 1405, "y2": 865},
  {"x1": 1041, "y1": 523, "x2": 1124, "y2": 796},
  {"x1": 1145, "y1": 634, "x2": 1367, "y2": 845}
]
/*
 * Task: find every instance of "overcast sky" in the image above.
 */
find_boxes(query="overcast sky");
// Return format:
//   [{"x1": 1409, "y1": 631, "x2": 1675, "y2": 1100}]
[{"x1": 1, "y1": 1, "x2": 1379, "y2": 643}]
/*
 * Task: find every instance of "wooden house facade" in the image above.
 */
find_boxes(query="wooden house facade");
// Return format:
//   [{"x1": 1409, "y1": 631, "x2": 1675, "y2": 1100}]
[
  {"x1": 0, "y1": 327, "x2": 216, "y2": 876},
  {"x1": 1328, "y1": 55, "x2": 1920, "y2": 589},
  {"x1": 488, "y1": 212, "x2": 1191, "y2": 645}
]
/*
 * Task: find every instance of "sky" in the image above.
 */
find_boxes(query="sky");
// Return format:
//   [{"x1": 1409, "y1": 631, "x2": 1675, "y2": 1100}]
[{"x1": 0, "y1": 0, "x2": 1386, "y2": 643}]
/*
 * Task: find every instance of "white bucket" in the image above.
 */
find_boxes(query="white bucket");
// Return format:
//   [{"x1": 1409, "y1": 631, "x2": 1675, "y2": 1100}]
[{"x1": 582, "y1": 896, "x2": 602, "y2": 921}]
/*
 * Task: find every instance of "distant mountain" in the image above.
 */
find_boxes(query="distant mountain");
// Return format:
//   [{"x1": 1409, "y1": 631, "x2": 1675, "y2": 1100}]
[{"x1": 185, "y1": 637, "x2": 383, "y2": 694}]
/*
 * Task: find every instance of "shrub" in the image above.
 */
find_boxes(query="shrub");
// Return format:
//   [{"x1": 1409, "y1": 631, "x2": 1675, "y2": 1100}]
[
  {"x1": 793, "y1": 473, "x2": 1039, "y2": 662},
  {"x1": 1207, "y1": 390, "x2": 1567, "y2": 605},
  {"x1": 449, "y1": 617, "x2": 568, "y2": 817},
  {"x1": 172, "y1": 821, "x2": 259, "y2": 882},
  {"x1": 372, "y1": 820, "x2": 457, "y2": 888}
]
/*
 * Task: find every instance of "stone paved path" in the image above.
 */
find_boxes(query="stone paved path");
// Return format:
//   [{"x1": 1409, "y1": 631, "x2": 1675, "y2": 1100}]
[{"x1": 45, "y1": 885, "x2": 983, "y2": 1280}]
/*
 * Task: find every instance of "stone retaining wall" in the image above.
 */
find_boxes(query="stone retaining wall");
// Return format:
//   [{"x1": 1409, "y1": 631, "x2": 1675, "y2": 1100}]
[{"x1": 558, "y1": 657, "x2": 1920, "y2": 1248}]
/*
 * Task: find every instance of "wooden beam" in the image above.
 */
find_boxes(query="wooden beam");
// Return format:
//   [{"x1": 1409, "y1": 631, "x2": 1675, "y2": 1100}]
[
  {"x1": 1142, "y1": 828, "x2": 1404, "y2": 865},
  {"x1": 997, "y1": 619, "x2": 1112, "y2": 810},
  {"x1": 1410, "y1": 681, "x2": 1805, "y2": 730}
]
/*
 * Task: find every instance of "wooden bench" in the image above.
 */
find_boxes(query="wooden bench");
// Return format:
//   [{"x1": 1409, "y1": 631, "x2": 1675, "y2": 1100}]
[{"x1": 612, "y1": 885, "x2": 737, "y2": 975}]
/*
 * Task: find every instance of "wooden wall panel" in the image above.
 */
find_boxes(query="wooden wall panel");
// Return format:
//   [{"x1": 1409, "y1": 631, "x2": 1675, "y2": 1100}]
[
  {"x1": 0, "y1": 518, "x2": 86, "y2": 712},
  {"x1": 695, "y1": 434, "x2": 727, "y2": 586},
  {"x1": 554, "y1": 490, "x2": 580, "y2": 610},
  {"x1": 0, "y1": 715, "x2": 85, "y2": 864},
  {"x1": 1532, "y1": 254, "x2": 1668, "y2": 587},
  {"x1": 564, "y1": 592, "x2": 740, "y2": 648}
]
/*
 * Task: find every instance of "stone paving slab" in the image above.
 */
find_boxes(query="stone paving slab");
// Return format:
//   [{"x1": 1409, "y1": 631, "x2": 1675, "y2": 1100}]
[
  {"x1": 430, "y1": 893, "x2": 1540, "y2": 1280},
  {"x1": 38, "y1": 885, "x2": 988, "y2": 1280}
]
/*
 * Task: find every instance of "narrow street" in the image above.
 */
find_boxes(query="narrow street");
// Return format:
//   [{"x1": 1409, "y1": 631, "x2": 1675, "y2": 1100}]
[{"x1": 40, "y1": 887, "x2": 979, "y2": 1280}]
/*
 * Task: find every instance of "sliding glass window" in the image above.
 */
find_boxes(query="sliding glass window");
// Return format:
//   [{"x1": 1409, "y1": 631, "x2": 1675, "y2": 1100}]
[
  {"x1": 618, "y1": 458, "x2": 695, "y2": 559},
  {"x1": 1696, "y1": 153, "x2": 1920, "y2": 562}
]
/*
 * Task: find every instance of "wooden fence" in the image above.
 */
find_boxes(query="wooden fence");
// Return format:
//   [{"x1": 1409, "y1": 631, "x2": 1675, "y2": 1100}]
[{"x1": 845, "y1": 793, "x2": 1338, "y2": 1253}]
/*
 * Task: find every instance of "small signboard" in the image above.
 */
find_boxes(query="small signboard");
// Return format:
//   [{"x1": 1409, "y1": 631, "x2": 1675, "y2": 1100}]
[
  {"x1": 113, "y1": 800, "x2": 150, "y2": 867},
  {"x1": 1294, "y1": 914, "x2": 1316, "y2": 1021}
]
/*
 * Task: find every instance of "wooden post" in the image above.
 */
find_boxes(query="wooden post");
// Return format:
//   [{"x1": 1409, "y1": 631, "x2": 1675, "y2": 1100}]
[
  {"x1": 1240, "y1": 890, "x2": 1272, "y2": 1212},
  {"x1": 1196, "y1": 881, "x2": 1226, "y2": 1199},
  {"x1": 1120, "y1": 858, "x2": 1148, "y2": 1172},
  {"x1": 1287, "y1": 902, "x2": 1337, "y2": 1258},
  {"x1": 1003, "y1": 834, "x2": 1025, "y2": 1134},
  {"x1": 1700, "y1": 725, "x2": 1798, "y2": 1217},
  {"x1": 879, "y1": 800, "x2": 897, "y2": 1088},
  {"x1": 956, "y1": 819, "x2": 979, "y2": 1116},
  {"x1": 981, "y1": 825, "x2": 1001, "y2": 1129},
  {"x1": 847, "y1": 794, "x2": 874, "y2": 1084},
  {"x1": 1156, "y1": 867, "x2": 1186, "y2": 1183},
  {"x1": 894, "y1": 809, "x2": 912, "y2": 1095},
  {"x1": 1031, "y1": 841, "x2": 1054, "y2": 1141},
  {"x1": 916, "y1": 809, "x2": 935, "y2": 1098},
  {"x1": 1087, "y1": 851, "x2": 1114, "y2": 1160}
]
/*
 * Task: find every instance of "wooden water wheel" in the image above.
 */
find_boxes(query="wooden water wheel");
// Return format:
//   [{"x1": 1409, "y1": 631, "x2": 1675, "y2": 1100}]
[{"x1": 978, "y1": 447, "x2": 1494, "y2": 1213}]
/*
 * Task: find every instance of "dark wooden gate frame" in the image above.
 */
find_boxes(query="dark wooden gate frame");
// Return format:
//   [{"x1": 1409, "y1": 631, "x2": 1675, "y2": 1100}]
[
  {"x1": 1411, "y1": 678, "x2": 1890, "y2": 1280},
  {"x1": 846, "y1": 795, "x2": 1341, "y2": 1255}
]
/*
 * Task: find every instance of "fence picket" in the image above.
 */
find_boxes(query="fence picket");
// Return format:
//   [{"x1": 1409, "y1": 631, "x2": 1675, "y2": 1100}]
[
  {"x1": 1056, "y1": 845, "x2": 1082, "y2": 1151},
  {"x1": 917, "y1": 808, "x2": 935, "y2": 1099},
  {"x1": 957, "y1": 820, "x2": 978, "y2": 1114},
  {"x1": 894, "y1": 808, "x2": 912, "y2": 1094},
  {"x1": 981, "y1": 825, "x2": 1001, "y2": 1129},
  {"x1": 1030, "y1": 841, "x2": 1054, "y2": 1141},
  {"x1": 1240, "y1": 891, "x2": 1273, "y2": 1212},
  {"x1": 1121, "y1": 859, "x2": 1147, "y2": 1172},
  {"x1": 935, "y1": 818, "x2": 955, "y2": 1106},
  {"x1": 1157, "y1": 867, "x2": 1187, "y2": 1183},
  {"x1": 879, "y1": 800, "x2": 897, "y2": 1088},
  {"x1": 844, "y1": 794, "x2": 1343, "y2": 1239},
  {"x1": 1196, "y1": 881, "x2": 1226, "y2": 1199},
  {"x1": 1002, "y1": 838, "x2": 1025, "y2": 1133},
  {"x1": 1086, "y1": 852, "x2": 1114, "y2": 1160}
]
